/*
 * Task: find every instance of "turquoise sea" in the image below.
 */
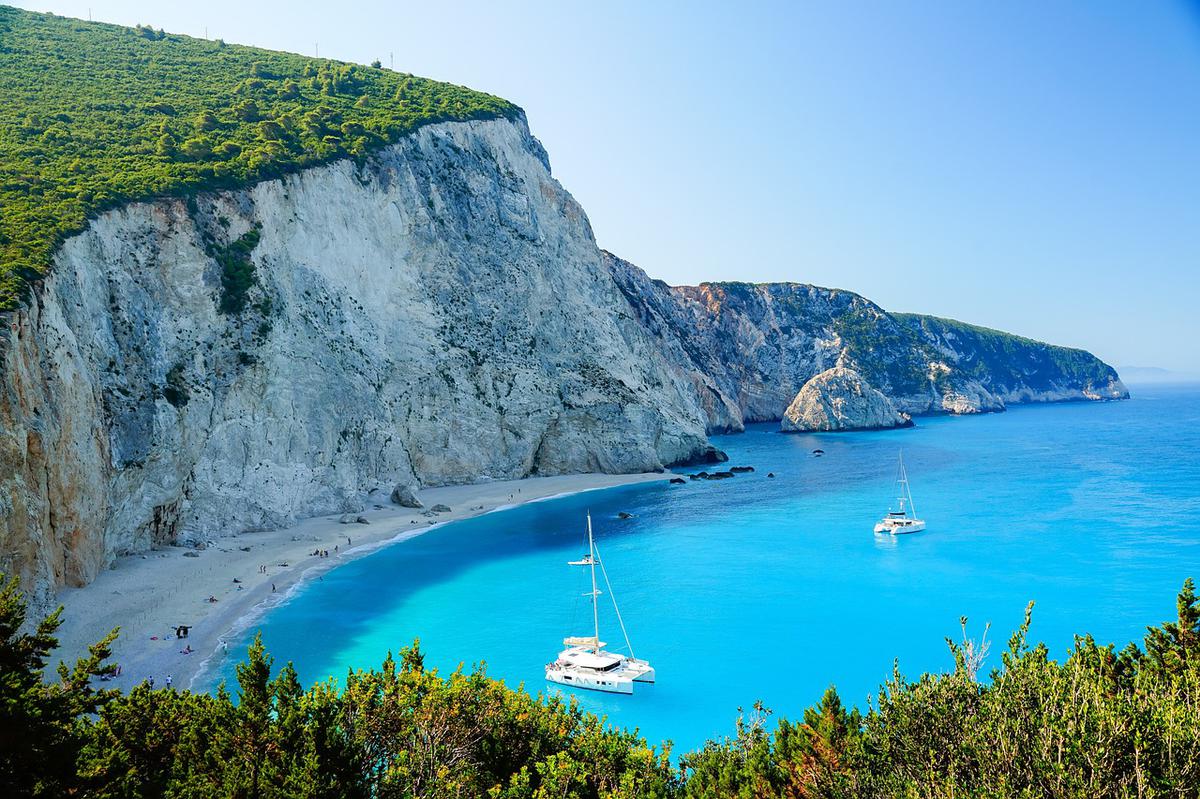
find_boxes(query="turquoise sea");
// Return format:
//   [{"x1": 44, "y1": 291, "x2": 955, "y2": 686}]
[{"x1": 207, "y1": 384, "x2": 1200, "y2": 754}]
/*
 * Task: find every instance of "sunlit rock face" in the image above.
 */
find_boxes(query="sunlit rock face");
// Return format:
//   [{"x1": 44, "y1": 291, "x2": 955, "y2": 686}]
[
  {"x1": 0, "y1": 116, "x2": 712, "y2": 604},
  {"x1": 0, "y1": 115, "x2": 1125, "y2": 604},
  {"x1": 781, "y1": 367, "x2": 912, "y2": 432},
  {"x1": 604, "y1": 252, "x2": 1126, "y2": 434}
]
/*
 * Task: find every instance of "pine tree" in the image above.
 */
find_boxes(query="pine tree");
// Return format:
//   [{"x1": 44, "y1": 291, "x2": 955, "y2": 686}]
[
  {"x1": 0, "y1": 573, "x2": 117, "y2": 797},
  {"x1": 1144, "y1": 578, "x2": 1200, "y2": 676}
]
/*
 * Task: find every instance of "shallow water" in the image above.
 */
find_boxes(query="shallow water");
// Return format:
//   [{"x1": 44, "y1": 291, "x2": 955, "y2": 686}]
[{"x1": 207, "y1": 384, "x2": 1200, "y2": 753}]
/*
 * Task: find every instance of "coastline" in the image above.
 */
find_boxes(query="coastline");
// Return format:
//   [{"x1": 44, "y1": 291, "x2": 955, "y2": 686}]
[{"x1": 49, "y1": 472, "x2": 672, "y2": 692}]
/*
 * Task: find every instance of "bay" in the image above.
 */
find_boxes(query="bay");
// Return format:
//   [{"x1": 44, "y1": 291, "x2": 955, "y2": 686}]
[{"x1": 206, "y1": 384, "x2": 1200, "y2": 753}]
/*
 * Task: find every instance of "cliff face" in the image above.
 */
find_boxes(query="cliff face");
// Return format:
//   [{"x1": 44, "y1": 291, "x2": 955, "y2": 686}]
[
  {"x1": 606, "y1": 254, "x2": 1127, "y2": 432},
  {"x1": 0, "y1": 115, "x2": 1127, "y2": 603},
  {"x1": 0, "y1": 116, "x2": 713, "y2": 603}
]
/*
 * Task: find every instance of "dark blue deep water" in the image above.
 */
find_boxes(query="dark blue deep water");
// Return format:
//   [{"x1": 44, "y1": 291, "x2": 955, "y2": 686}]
[{"x1": 207, "y1": 385, "x2": 1200, "y2": 753}]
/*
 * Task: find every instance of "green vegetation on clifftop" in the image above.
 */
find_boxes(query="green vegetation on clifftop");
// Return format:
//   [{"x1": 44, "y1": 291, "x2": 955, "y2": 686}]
[
  {"x1": 0, "y1": 6, "x2": 520, "y2": 311},
  {"x1": 896, "y1": 312, "x2": 1122, "y2": 391}
]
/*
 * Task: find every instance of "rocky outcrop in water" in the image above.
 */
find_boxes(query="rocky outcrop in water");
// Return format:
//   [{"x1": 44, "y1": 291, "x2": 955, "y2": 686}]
[
  {"x1": 0, "y1": 114, "x2": 1127, "y2": 604},
  {"x1": 605, "y1": 254, "x2": 1127, "y2": 433},
  {"x1": 781, "y1": 367, "x2": 912, "y2": 432}
]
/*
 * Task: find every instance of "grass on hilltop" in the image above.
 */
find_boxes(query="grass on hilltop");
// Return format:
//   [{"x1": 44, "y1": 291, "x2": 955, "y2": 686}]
[{"x1": 0, "y1": 5, "x2": 520, "y2": 311}]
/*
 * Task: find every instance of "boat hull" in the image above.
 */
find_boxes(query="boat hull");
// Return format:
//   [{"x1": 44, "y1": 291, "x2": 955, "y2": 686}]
[
  {"x1": 626, "y1": 659, "x2": 655, "y2": 683},
  {"x1": 874, "y1": 519, "x2": 926, "y2": 535},
  {"x1": 545, "y1": 666, "x2": 634, "y2": 694}
]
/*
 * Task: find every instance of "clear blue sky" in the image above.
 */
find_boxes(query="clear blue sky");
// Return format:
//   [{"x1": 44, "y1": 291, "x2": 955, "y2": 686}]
[{"x1": 15, "y1": 1, "x2": 1200, "y2": 372}]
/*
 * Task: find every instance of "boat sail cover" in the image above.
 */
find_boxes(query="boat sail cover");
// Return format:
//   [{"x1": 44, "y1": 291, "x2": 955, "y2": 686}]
[{"x1": 563, "y1": 636, "x2": 605, "y2": 649}]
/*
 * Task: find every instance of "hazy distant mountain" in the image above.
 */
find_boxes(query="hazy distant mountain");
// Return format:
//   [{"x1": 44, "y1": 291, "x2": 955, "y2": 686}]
[{"x1": 1117, "y1": 366, "x2": 1200, "y2": 384}]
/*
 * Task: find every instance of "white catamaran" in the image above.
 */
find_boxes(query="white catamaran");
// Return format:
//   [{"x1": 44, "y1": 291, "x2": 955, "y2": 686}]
[
  {"x1": 874, "y1": 451, "x2": 926, "y2": 535},
  {"x1": 545, "y1": 512, "x2": 654, "y2": 694}
]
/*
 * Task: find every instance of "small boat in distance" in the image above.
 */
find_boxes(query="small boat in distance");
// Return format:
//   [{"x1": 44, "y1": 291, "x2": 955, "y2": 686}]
[
  {"x1": 546, "y1": 512, "x2": 654, "y2": 694},
  {"x1": 874, "y1": 451, "x2": 926, "y2": 535}
]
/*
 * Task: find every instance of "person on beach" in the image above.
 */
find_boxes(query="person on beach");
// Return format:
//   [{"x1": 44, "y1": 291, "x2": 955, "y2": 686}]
[
  {"x1": 165, "y1": 674, "x2": 172, "y2": 688},
  {"x1": 272, "y1": 583, "x2": 276, "y2": 592},
  {"x1": 148, "y1": 677, "x2": 155, "y2": 689}
]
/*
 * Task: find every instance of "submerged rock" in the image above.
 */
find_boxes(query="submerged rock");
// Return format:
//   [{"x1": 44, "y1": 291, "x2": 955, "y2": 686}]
[
  {"x1": 767, "y1": 472, "x2": 775, "y2": 478},
  {"x1": 669, "y1": 477, "x2": 686, "y2": 485},
  {"x1": 730, "y1": 466, "x2": 754, "y2": 473},
  {"x1": 781, "y1": 367, "x2": 913, "y2": 433},
  {"x1": 617, "y1": 511, "x2": 634, "y2": 519}
]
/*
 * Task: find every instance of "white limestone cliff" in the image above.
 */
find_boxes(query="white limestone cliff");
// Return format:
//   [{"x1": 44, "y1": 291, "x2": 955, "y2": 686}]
[
  {"x1": 0, "y1": 116, "x2": 713, "y2": 604},
  {"x1": 605, "y1": 253, "x2": 1127, "y2": 432},
  {"x1": 0, "y1": 115, "x2": 1128, "y2": 604}
]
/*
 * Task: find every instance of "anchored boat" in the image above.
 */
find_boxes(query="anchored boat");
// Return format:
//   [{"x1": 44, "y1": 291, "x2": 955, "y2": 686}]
[
  {"x1": 545, "y1": 512, "x2": 654, "y2": 694},
  {"x1": 874, "y1": 451, "x2": 926, "y2": 535}
]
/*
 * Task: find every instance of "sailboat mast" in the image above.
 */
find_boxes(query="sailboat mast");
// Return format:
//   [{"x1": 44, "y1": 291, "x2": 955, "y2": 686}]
[
  {"x1": 897, "y1": 452, "x2": 917, "y2": 518},
  {"x1": 904, "y1": 463, "x2": 918, "y2": 519},
  {"x1": 587, "y1": 512, "x2": 600, "y2": 653}
]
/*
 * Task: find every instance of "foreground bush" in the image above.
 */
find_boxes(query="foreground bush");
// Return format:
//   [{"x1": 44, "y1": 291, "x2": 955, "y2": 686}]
[
  {"x1": 2, "y1": 572, "x2": 1198, "y2": 797},
  {"x1": 682, "y1": 585, "x2": 1200, "y2": 798}
]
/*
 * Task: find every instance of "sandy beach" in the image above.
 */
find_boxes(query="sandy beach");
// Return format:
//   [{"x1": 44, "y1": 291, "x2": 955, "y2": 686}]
[{"x1": 49, "y1": 472, "x2": 671, "y2": 692}]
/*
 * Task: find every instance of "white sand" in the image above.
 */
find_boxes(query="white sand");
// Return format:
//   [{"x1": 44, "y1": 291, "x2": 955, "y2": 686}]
[{"x1": 50, "y1": 472, "x2": 671, "y2": 691}]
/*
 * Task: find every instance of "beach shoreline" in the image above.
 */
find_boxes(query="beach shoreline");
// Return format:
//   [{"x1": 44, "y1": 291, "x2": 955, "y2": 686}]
[{"x1": 49, "y1": 472, "x2": 672, "y2": 692}]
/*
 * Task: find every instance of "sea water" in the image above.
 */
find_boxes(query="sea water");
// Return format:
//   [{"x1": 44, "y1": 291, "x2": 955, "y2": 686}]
[{"x1": 206, "y1": 384, "x2": 1200, "y2": 753}]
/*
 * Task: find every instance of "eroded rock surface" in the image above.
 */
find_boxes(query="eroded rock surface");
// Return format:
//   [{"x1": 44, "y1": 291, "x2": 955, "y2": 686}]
[
  {"x1": 0, "y1": 116, "x2": 711, "y2": 604},
  {"x1": 781, "y1": 367, "x2": 912, "y2": 432},
  {"x1": 0, "y1": 115, "x2": 1127, "y2": 605}
]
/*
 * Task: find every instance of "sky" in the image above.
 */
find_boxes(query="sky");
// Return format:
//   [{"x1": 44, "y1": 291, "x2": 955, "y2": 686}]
[{"x1": 13, "y1": 1, "x2": 1200, "y2": 372}]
